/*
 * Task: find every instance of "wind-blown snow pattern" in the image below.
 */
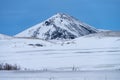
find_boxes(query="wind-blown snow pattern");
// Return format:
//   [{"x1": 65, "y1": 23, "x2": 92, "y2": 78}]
[{"x1": 15, "y1": 13, "x2": 98, "y2": 40}]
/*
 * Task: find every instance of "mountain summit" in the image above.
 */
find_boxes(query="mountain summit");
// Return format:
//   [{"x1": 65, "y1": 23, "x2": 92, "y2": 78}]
[{"x1": 15, "y1": 13, "x2": 98, "y2": 40}]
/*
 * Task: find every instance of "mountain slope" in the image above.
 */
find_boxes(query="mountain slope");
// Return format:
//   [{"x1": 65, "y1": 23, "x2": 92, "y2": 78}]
[{"x1": 15, "y1": 13, "x2": 98, "y2": 40}]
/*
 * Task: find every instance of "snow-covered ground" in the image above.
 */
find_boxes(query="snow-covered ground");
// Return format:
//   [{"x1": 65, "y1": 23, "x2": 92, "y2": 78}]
[
  {"x1": 0, "y1": 36, "x2": 120, "y2": 80},
  {"x1": 0, "y1": 36, "x2": 120, "y2": 71},
  {"x1": 0, "y1": 70, "x2": 120, "y2": 80}
]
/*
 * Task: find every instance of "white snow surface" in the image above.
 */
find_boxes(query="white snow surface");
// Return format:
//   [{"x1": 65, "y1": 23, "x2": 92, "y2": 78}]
[
  {"x1": 0, "y1": 36, "x2": 120, "y2": 71},
  {"x1": 0, "y1": 70, "x2": 120, "y2": 80}
]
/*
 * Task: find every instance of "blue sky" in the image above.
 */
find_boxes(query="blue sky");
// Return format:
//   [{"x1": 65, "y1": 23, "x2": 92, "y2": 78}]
[{"x1": 0, "y1": 0, "x2": 120, "y2": 35}]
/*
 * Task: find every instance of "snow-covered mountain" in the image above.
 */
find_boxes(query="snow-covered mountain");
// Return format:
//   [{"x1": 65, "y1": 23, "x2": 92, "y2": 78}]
[
  {"x1": 0, "y1": 34, "x2": 12, "y2": 40},
  {"x1": 1, "y1": 12, "x2": 120, "y2": 71},
  {"x1": 15, "y1": 13, "x2": 98, "y2": 40}
]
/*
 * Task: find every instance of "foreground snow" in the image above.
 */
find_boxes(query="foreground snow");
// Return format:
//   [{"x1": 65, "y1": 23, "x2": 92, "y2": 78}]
[
  {"x1": 0, "y1": 70, "x2": 120, "y2": 80},
  {"x1": 0, "y1": 36, "x2": 120, "y2": 71}
]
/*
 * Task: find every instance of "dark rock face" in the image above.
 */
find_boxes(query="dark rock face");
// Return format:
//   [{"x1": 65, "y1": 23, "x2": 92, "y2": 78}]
[
  {"x1": 45, "y1": 21, "x2": 51, "y2": 26},
  {"x1": 44, "y1": 27, "x2": 77, "y2": 40},
  {"x1": 50, "y1": 28, "x2": 77, "y2": 39}
]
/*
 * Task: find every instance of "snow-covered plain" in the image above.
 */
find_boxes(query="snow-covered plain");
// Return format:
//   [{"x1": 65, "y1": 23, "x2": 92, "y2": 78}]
[
  {"x1": 0, "y1": 36, "x2": 120, "y2": 71},
  {"x1": 0, "y1": 35, "x2": 120, "y2": 80}
]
